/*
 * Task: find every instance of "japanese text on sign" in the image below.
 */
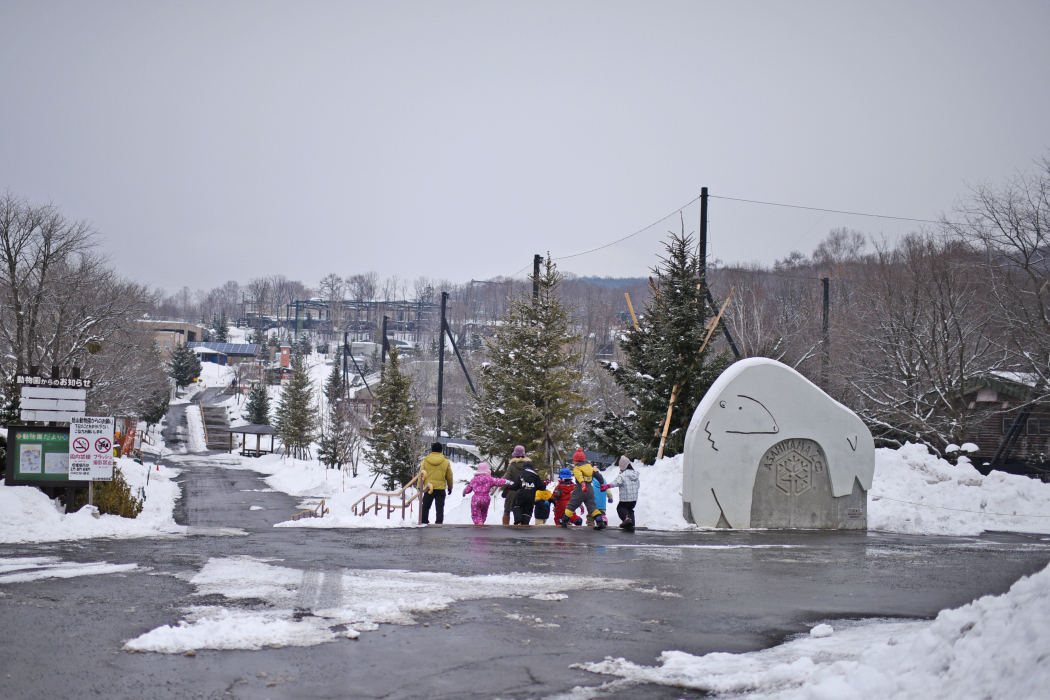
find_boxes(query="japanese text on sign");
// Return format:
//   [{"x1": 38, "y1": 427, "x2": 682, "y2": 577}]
[{"x1": 69, "y1": 416, "x2": 115, "y2": 481}]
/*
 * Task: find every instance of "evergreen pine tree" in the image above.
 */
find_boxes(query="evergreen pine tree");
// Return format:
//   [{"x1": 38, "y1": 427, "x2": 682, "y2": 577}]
[
  {"x1": 213, "y1": 310, "x2": 229, "y2": 342},
  {"x1": 170, "y1": 342, "x2": 202, "y2": 389},
  {"x1": 366, "y1": 345, "x2": 421, "y2": 489},
  {"x1": 245, "y1": 381, "x2": 271, "y2": 425},
  {"x1": 467, "y1": 257, "x2": 585, "y2": 477},
  {"x1": 1, "y1": 382, "x2": 21, "y2": 425},
  {"x1": 139, "y1": 387, "x2": 170, "y2": 429},
  {"x1": 318, "y1": 398, "x2": 358, "y2": 472},
  {"x1": 324, "y1": 349, "x2": 344, "y2": 402},
  {"x1": 587, "y1": 229, "x2": 732, "y2": 462},
  {"x1": 274, "y1": 353, "x2": 317, "y2": 459}
]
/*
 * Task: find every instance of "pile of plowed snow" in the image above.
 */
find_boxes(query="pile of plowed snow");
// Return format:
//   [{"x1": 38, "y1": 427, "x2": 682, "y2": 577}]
[{"x1": 579, "y1": 559, "x2": 1050, "y2": 699}]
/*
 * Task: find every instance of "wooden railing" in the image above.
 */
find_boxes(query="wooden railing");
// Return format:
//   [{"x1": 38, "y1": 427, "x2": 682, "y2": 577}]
[
  {"x1": 291, "y1": 499, "x2": 330, "y2": 521},
  {"x1": 351, "y1": 473, "x2": 426, "y2": 521}
]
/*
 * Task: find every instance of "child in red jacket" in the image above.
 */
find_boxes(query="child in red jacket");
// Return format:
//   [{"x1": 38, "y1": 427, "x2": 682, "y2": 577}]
[{"x1": 551, "y1": 468, "x2": 574, "y2": 524}]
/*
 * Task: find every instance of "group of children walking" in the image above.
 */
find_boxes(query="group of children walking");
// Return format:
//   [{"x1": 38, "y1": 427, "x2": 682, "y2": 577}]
[{"x1": 459, "y1": 445, "x2": 640, "y2": 530}]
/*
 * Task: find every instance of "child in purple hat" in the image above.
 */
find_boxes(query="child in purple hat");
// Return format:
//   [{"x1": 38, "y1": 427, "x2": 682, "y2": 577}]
[{"x1": 462, "y1": 462, "x2": 511, "y2": 525}]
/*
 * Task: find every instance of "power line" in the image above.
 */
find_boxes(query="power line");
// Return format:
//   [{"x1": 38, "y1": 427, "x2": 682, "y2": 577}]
[
  {"x1": 710, "y1": 195, "x2": 942, "y2": 225},
  {"x1": 552, "y1": 195, "x2": 702, "y2": 262},
  {"x1": 504, "y1": 195, "x2": 702, "y2": 278},
  {"x1": 501, "y1": 192, "x2": 944, "y2": 280}
]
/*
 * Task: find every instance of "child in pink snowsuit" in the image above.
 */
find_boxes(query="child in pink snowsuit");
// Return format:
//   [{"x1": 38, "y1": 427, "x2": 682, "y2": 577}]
[{"x1": 462, "y1": 462, "x2": 510, "y2": 525}]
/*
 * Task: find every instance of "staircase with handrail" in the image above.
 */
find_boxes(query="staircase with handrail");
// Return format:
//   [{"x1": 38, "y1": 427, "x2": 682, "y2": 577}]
[{"x1": 351, "y1": 473, "x2": 427, "y2": 522}]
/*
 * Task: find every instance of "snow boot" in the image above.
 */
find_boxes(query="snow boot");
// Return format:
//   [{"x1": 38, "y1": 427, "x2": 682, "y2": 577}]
[
  {"x1": 502, "y1": 515, "x2": 510, "y2": 525},
  {"x1": 593, "y1": 515, "x2": 607, "y2": 530},
  {"x1": 620, "y1": 518, "x2": 635, "y2": 532},
  {"x1": 559, "y1": 515, "x2": 571, "y2": 528}
]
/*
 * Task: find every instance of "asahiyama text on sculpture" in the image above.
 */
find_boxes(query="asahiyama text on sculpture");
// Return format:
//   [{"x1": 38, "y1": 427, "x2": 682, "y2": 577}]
[{"x1": 682, "y1": 358, "x2": 875, "y2": 529}]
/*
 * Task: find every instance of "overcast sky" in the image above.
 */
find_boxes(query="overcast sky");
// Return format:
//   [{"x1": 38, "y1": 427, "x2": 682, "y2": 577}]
[{"x1": 2, "y1": 1, "x2": 1048, "y2": 293}]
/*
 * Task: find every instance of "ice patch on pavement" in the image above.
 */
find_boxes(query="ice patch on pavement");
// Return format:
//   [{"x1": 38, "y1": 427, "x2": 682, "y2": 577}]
[
  {"x1": 575, "y1": 562, "x2": 1050, "y2": 699},
  {"x1": 0, "y1": 556, "x2": 138, "y2": 584},
  {"x1": 125, "y1": 555, "x2": 640, "y2": 653}
]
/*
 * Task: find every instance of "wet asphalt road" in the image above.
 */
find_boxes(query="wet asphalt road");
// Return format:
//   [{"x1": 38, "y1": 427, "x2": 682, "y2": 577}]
[{"x1": 2, "y1": 417, "x2": 1050, "y2": 699}]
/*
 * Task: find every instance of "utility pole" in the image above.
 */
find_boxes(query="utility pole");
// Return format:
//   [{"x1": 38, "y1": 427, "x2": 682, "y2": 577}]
[
  {"x1": 532, "y1": 254, "x2": 541, "y2": 305},
  {"x1": 699, "y1": 187, "x2": 708, "y2": 285},
  {"x1": 436, "y1": 292, "x2": 447, "y2": 438},
  {"x1": 380, "y1": 315, "x2": 389, "y2": 369},
  {"x1": 821, "y1": 277, "x2": 830, "y2": 390}
]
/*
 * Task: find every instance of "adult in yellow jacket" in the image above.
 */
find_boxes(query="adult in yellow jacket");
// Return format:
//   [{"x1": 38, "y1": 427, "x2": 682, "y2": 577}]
[{"x1": 419, "y1": 442, "x2": 454, "y2": 524}]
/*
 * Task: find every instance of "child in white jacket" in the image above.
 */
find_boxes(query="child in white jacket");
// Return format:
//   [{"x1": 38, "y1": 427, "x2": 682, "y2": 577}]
[{"x1": 601, "y1": 455, "x2": 640, "y2": 530}]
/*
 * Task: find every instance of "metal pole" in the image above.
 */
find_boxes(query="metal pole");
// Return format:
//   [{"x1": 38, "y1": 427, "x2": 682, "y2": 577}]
[
  {"x1": 532, "y1": 254, "x2": 541, "y2": 305},
  {"x1": 342, "y1": 332, "x2": 350, "y2": 400},
  {"x1": 380, "y1": 315, "x2": 389, "y2": 368},
  {"x1": 436, "y1": 292, "x2": 447, "y2": 437},
  {"x1": 821, "y1": 277, "x2": 830, "y2": 390},
  {"x1": 699, "y1": 187, "x2": 708, "y2": 286},
  {"x1": 445, "y1": 319, "x2": 477, "y2": 396}
]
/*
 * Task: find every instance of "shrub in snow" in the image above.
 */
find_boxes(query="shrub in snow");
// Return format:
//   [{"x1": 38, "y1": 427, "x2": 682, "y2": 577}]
[{"x1": 94, "y1": 464, "x2": 144, "y2": 518}]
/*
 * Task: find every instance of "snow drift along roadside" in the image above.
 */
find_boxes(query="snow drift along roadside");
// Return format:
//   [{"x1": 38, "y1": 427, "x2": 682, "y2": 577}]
[
  {"x1": 578, "y1": 560, "x2": 1050, "y2": 700},
  {"x1": 869, "y1": 442, "x2": 1050, "y2": 536},
  {"x1": 0, "y1": 456, "x2": 182, "y2": 544}
]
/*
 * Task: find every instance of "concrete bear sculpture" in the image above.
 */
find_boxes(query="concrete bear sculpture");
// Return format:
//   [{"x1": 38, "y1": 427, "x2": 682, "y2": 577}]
[{"x1": 682, "y1": 357, "x2": 875, "y2": 529}]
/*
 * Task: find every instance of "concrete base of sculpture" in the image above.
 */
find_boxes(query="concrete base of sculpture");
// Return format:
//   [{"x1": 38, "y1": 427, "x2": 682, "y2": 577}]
[
  {"x1": 749, "y1": 438, "x2": 867, "y2": 529},
  {"x1": 682, "y1": 358, "x2": 875, "y2": 530}
]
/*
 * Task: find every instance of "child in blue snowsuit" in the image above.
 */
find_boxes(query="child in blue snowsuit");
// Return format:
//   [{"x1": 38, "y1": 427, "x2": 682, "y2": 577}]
[{"x1": 587, "y1": 469, "x2": 613, "y2": 526}]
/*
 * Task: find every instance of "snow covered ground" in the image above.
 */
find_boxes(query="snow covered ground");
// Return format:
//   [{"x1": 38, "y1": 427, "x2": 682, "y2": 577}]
[
  {"x1": 576, "y1": 560, "x2": 1050, "y2": 700},
  {"x1": 868, "y1": 443, "x2": 1050, "y2": 536},
  {"x1": 124, "y1": 555, "x2": 648, "y2": 653},
  {"x1": 0, "y1": 455, "x2": 182, "y2": 544}
]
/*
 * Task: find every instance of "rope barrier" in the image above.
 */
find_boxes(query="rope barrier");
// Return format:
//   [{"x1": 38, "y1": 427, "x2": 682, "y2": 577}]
[{"x1": 871, "y1": 494, "x2": 1050, "y2": 518}]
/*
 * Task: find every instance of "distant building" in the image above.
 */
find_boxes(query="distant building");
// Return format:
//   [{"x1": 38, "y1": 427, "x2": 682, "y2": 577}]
[
  {"x1": 140, "y1": 320, "x2": 207, "y2": 360},
  {"x1": 188, "y1": 342, "x2": 260, "y2": 366}
]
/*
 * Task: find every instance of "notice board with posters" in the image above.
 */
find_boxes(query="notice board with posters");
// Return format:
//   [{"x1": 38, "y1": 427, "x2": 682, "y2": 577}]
[{"x1": 4, "y1": 427, "x2": 87, "y2": 488}]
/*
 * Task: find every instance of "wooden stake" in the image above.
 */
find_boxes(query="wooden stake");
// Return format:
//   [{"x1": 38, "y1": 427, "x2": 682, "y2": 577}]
[
  {"x1": 624, "y1": 293, "x2": 640, "y2": 331},
  {"x1": 655, "y1": 286, "x2": 735, "y2": 461}
]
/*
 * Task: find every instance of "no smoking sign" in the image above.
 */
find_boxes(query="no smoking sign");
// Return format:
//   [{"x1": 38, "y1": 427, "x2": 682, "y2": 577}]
[{"x1": 69, "y1": 416, "x2": 115, "y2": 481}]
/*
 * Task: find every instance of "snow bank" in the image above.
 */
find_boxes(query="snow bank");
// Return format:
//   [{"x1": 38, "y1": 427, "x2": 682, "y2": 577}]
[
  {"x1": 195, "y1": 361, "x2": 234, "y2": 389},
  {"x1": 124, "y1": 555, "x2": 644, "y2": 653},
  {"x1": 184, "y1": 403, "x2": 207, "y2": 453},
  {"x1": 0, "y1": 456, "x2": 182, "y2": 543},
  {"x1": 869, "y1": 443, "x2": 1050, "y2": 536},
  {"x1": 578, "y1": 561, "x2": 1050, "y2": 699}
]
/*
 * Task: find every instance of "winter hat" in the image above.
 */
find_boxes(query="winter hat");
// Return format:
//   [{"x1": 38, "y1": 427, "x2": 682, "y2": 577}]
[
  {"x1": 618, "y1": 455, "x2": 632, "y2": 470},
  {"x1": 512, "y1": 445, "x2": 526, "y2": 458},
  {"x1": 573, "y1": 449, "x2": 586, "y2": 463},
  {"x1": 559, "y1": 467, "x2": 573, "y2": 480},
  {"x1": 477, "y1": 462, "x2": 491, "y2": 474},
  {"x1": 431, "y1": 442, "x2": 443, "y2": 453}
]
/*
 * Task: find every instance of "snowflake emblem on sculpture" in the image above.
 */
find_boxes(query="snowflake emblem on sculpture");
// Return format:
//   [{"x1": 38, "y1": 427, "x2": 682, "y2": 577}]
[{"x1": 774, "y1": 448, "x2": 814, "y2": 496}]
